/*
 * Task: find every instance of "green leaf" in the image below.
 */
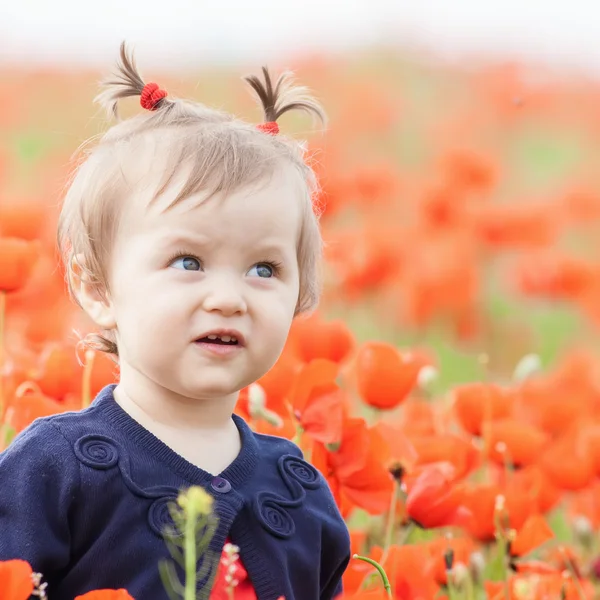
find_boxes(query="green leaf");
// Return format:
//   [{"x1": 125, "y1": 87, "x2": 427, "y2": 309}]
[{"x1": 547, "y1": 507, "x2": 572, "y2": 544}]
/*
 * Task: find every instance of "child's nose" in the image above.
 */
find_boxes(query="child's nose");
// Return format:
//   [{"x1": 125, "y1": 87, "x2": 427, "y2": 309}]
[{"x1": 201, "y1": 277, "x2": 247, "y2": 316}]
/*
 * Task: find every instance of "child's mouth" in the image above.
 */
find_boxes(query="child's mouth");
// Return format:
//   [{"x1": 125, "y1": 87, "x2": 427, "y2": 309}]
[
  {"x1": 194, "y1": 333, "x2": 244, "y2": 358},
  {"x1": 197, "y1": 335, "x2": 239, "y2": 346}
]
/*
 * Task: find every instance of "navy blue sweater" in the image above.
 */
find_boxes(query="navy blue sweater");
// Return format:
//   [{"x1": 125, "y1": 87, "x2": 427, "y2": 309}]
[{"x1": 0, "y1": 384, "x2": 350, "y2": 599}]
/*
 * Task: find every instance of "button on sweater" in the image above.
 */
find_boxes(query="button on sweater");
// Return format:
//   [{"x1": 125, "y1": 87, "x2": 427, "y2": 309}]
[{"x1": 0, "y1": 384, "x2": 351, "y2": 600}]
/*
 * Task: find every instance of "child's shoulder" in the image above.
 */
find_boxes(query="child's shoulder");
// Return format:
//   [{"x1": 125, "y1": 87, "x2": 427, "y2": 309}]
[
  {"x1": 3, "y1": 402, "x2": 105, "y2": 462},
  {"x1": 251, "y1": 428, "x2": 304, "y2": 457}
]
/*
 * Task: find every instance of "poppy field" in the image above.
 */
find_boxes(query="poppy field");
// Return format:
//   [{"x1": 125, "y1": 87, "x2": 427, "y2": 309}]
[{"x1": 4, "y1": 49, "x2": 600, "y2": 599}]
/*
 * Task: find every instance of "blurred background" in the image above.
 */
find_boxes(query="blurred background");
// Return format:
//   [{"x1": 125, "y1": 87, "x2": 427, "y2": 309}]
[{"x1": 3, "y1": 0, "x2": 600, "y2": 391}]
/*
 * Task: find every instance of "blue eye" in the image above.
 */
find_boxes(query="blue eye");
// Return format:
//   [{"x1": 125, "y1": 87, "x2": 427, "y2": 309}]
[
  {"x1": 170, "y1": 256, "x2": 201, "y2": 271},
  {"x1": 248, "y1": 263, "x2": 275, "y2": 278}
]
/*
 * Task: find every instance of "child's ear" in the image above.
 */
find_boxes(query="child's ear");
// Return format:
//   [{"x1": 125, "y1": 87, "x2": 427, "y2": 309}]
[{"x1": 70, "y1": 254, "x2": 117, "y2": 330}]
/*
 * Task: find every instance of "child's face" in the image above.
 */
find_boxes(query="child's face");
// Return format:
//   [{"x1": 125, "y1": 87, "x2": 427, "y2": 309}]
[{"x1": 97, "y1": 166, "x2": 302, "y2": 401}]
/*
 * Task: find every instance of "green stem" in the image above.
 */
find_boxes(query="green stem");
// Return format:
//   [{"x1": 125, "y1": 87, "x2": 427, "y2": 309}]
[
  {"x1": 558, "y1": 546, "x2": 586, "y2": 600},
  {"x1": 353, "y1": 554, "x2": 393, "y2": 598},
  {"x1": 292, "y1": 423, "x2": 304, "y2": 447},
  {"x1": 184, "y1": 504, "x2": 198, "y2": 600},
  {"x1": 446, "y1": 571, "x2": 458, "y2": 600},
  {"x1": 380, "y1": 484, "x2": 409, "y2": 567},
  {"x1": 465, "y1": 570, "x2": 475, "y2": 600},
  {"x1": 383, "y1": 481, "x2": 400, "y2": 551}
]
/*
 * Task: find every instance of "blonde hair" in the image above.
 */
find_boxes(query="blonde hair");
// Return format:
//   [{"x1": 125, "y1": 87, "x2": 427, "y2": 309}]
[{"x1": 58, "y1": 42, "x2": 327, "y2": 357}]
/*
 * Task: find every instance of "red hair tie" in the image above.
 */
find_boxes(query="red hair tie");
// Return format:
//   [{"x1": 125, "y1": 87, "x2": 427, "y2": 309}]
[
  {"x1": 140, "y1": 82, "x2": 168, "y2": 111},
  {"x1": 257, "y1": 121, "x2": 279, "y2": 135}
]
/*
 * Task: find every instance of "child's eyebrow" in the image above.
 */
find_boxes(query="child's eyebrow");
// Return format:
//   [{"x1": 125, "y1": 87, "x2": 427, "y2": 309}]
[
  {"x1": 253, "y1": 242, "x2": 290, "y2": 255},
  {"x1": 154, "y1": 232, "x2": 292, "y2": 258},
  {"x1": 155, "y1": 231, "x2": 211, "y2": 250}
]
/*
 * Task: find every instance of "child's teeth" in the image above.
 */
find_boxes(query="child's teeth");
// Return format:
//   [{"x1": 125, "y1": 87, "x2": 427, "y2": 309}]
[
  {"x1": 221, "y1": 336, "x2": 232, "y2": 343},
  {"x1": 207, "y1": 335, "x2": 218, "y2": 340},
  {"x1": 231, "y1": 336, "x2": 237, "y2": 342}
]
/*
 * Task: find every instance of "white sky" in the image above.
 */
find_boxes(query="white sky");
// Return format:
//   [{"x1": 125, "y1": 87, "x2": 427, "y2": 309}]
[{"x1": 2, "y1": 0, "x2": 600, "y2": 76}]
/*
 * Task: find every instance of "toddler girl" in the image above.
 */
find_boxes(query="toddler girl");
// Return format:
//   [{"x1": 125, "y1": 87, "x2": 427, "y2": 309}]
[{"x1": 0, "y1": 42, "x2": 350, "y2": 600}]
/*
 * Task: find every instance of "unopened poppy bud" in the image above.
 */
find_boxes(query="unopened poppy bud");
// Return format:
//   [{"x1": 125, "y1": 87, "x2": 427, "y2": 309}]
[
  {"x1": 449, "y1": 562, "x2": 468, "y2": 588},
  {"x1": 417, "y1": 365, "x2": 438, "y2": 390},
  {"x1": 444, "y1": 547, "x2": 454, "y2": 570},
  {"x1": 248, "y1": 383, "x2": 267, "y2": 416},
  {"x1": 389, "y1": 462, "x2": 405, "y2": 483},
  {"x1": 494, "y1": 494, "x2": 505, "y2": 512},
  {"x1": 261, "y1": 407, "x2": 283, "y2": 428},
  {"x1": 469, "y1": 551, "x2": 485, "y2": 584},
  {"x1": 513, "y1": 353, "x2": 542, "y2": 382},
  {"x1": 573, "y1": 515, "x2": 593, "y2": 548}
]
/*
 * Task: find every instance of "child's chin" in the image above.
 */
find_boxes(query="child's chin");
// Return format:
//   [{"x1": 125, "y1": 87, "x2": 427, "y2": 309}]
[{"x1": 183, "y1": 379, "x2": 245, "y2": 401}]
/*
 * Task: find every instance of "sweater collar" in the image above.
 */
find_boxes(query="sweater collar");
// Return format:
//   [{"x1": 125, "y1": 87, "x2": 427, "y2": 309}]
[{"x1": 92, "y1": 384, "x2": 260, "y2": 490}]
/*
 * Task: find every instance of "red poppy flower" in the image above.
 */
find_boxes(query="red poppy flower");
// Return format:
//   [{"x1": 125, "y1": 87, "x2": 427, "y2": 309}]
[
  {"x1": 0, "y1": 559, "x2": 34, "y2": 600},
  {"x1": 453, "y1": 382, "x2": 512, "y2": 436},
  {"x1": 405, "y1": 463, "x2": 471, "y2": 529},
  {"x1": 0, "y1": 237, "x2": 40, "y2": 293},
  {"x1": 75, "y1": 591, "x2": 135, "y2": 600},
  {"x1": 312, "y1": 417, "x2": 394, "y2": 515},
  {"x1": 355, "y1": 342, "x2": 421, "y2": 410},
  {"x1": 288, "y1": 313, "x2": 355, "y2": 364},
  {"x1": 288, "y1": 359, "x2": 345, "y2": 445},
  {"x1": 5, "y1": 386, "x2": 69, "y2": 433},
  {"x1": 510, "y1": 514, "x2": 554, "y2": 558}
]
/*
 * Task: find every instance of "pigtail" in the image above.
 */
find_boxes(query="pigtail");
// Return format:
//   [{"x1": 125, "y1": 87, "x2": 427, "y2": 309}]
[
  {"x1": 244, "y1": 67, "x2": 327, "y2": 132},
  {"x1": 95, "y1": 41, "x2": 171, "y2": 119}
]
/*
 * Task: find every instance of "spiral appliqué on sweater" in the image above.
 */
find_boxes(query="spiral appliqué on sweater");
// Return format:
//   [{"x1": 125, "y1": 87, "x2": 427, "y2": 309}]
[
  {"x1": 148, "y1": 496, "x2": 181, "y2": 537},
  {"x1": 74, "y1": 435, "x2": 119, "y2": 469},
  {"x1": 281, "y1": 456, "x2": 321, "y2": 489},
  {"x1": 254, "y1": 454, "x2": 322, "y2": 539},
  {"x1": 257, "y1": 496, "x2": 296, "y2": 537},
  {"x1": 73, "y1": 433, "x2": 183, "y2": 539}
]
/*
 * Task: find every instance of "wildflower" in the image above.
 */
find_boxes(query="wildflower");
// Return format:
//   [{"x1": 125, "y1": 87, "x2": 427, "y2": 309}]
[
  {"x1": 355, "y1": 341, "x2": 422, "y2": 410},
  {"x1": 221, "y1": 542, "x2": 241, "y2": 592},
  {"x1": 0, "y1": 237, "x2": 40, "y2": 293},
  {"x1": 75, "y1": 591, "x2": 135, "y2": 599},
  {"x1": 510, "y1": 514, "x2": 554, "y2": 558},
  {"x1": 405, "y1": 463, "x2": 471, "y2": 529},
  {"x1": 287, "y1": 358, "x2": 345, "y2": 445},
  {"x1": 452, "y1": 382, "x2": 512, "y2": 436},
  {"x1": 0, "y1": 559, "x2": 34, "y2": 600},
  {"x1": 4, "y1": 383, "x2": 68, "y2": 434},
  {"x1": 287, "y1": 312, "x2": 355, "y2": 364},
  {"x1": 177, "y1": 485, "x2": 213, "y2": 516},
  {"x1": 312, "y1": 417, "x2": 394, "y2": 515}
]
